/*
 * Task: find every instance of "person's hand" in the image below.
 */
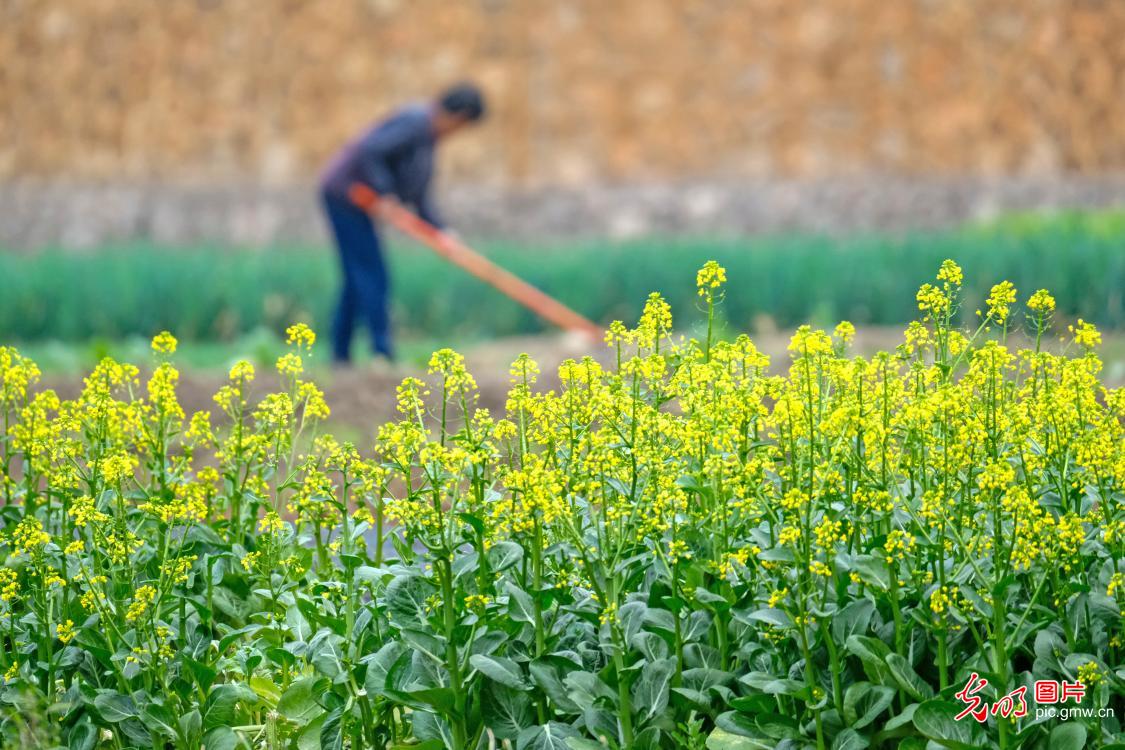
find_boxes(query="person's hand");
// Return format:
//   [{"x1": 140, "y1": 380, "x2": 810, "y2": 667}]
[{"x1": 376, "y1": 195, "x2": 404, "y2": 219}]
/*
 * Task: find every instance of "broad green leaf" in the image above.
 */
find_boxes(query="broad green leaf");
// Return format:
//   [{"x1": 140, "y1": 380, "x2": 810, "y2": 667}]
[
  {"x1": 384, "y1": 574, "x2": 437, "y2": 627},
  {"x1": 364, "y1": 641, "x2": 408, "y2": 696},
  {"x1": 306, "y1": 628, "x2": 347, "y2": 682},
  {"x1": 67, "y1": 722, "x2": 96, "y2": 750},
  {"x1": 488, "y1": 541, "x2": 524, "y2": 571},
  {"x1": 178, "y1": 710, "x2": 202, "y2": 748},
  {"x1": 139, "y1": 702, "x2": 178, "y2": 738},
  {"x1": 706, "y1": 728, "x2": 773, "y2": 750},
  {"x1": 517, "y1": 722, "x2": 579, "y2": 750},
  {"x1": 843, "y1": 682, "x2": 895, "y2": 729},
  {"x1": 912, "y1": 700, "x2": 986, "y2": 750},
  {"x1": 715, "y1": 711, "x2": 757, "y2": 738},
  {"x1": 201, "y1": 727, "x2": 240, "y2": 750},
  {"x1": 831, "y1": 599, "x2": 876, "y2": 644},
  {"x1": 204, "y1": 684, "x2": 258, "y2": 730},
  {"x1": 845, "y1": 635, "x2": 892, "y2": 684},
  {"x1": 249, "y1": 674, "x2": 282, "y2": 705},
  {"x1": 831, "y1": 728, "x2": 870, "y2": 750},
  {"x1": 481, "y1": 682, "x2": 534, "y2": 740},
  {"x1": 883, "y1": 703, "x2": 918, "y2": 731},
  {"x1": 884, "y1": 653, "x2": 934, "y2": 701},
  {"x1": 297, "y1": 714, "x2": 327, "y2": 750},
  {"x1": 850, "y1": 555, "x2": 890, "y2": 590},
  {"x1": 93, "y1": 691, "x2": 136, "y2": 723},
  {"x1": 738, "y1": 608, "x2": 793, "y2": 629},
  {"x1": 320, "y1": 707, "x2": 344, "y2": 750},
  {"x1": 399, "y1": 628, "x2": 446, "y2": 665},
  {"x1": 276, "y1": 677, "x2": 328, "y2": 725},
  {"x1": 182, "y1": 654, "x2": 217, "y2": 693},
  {"x1": 470, "y1": 654, "x2": 531, "y2": 691},
  {"x1": 1048, "y1": 724, "x2": 1087, "y2": 750},
  {"x1": 563, "y1": 671, "x2": 614, "y2": 711},
  {"x1": 530, "y1": 660, "x2": 582, "y2": 714},
  {"x1": 565, "y1": 740, "x2": 605, "y2": 750},
  {"x1": 508, "y1": 584, "x2": 537, "y2": 624},
  {"x1": 632, "y1": 657, "x2": 676, "y2": 723}
]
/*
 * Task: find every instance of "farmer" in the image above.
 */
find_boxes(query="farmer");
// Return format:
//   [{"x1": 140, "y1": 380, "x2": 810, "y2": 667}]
[{"x1": 319, "y1": 82, "x2": 487, "y2": 363}]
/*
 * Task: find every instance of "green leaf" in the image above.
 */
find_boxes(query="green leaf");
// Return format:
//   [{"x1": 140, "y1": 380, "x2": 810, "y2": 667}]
[
  {"x1": 843, "y1": 682, "x2": 895, "y2": 729},
  {"x1": 831, "y1": 599, "x2": 875, "y2": 643},
  {"x1": 182, "y1": 655, "x2": 217, "y2": 693},
  {"x1": 139, "y1": 702, "x2": 178, "y2": 738},
  {"x1": 565, "y1": 740, "x2": 605, "y2": 750},
  {"x1": 738, "y1": 608, "x2": 793, "y2": 628},
  {"x1": 508, "y1": 584, "x2": 537, "y2": 624},
  {"x1": 632, "y1": 657, "x2": 676, "y2": 723},
  {"x1": 201, "y1": 727, "x2": 240, "y2": 750},
  {"x1": 694, "y1": 587, "x2": 731, "y2": 612},
  {"x1": 481, "y1": 682, "x2": 534, "y2": 740},
  {"x1": 517, "y1": 722, "x2": 579, "y2": 750},
  {"x1": 884, "y1": 653, "x2": 934, "y2": 701},
  {"x1": 93, "y1": 691, "x2": 136, "y2": 723},
  {"x1": 276, "y1": 677, "x2": 327, "y2": 725},
  {"x1": 384, "y1": 574, "x2": 437, "y2": 627},
  {"x1": 912, "y1": 700, "x2": 986, "y2": 750},
  {"x1": 364, "y1": 641, "x2": 408, "y2": 696},
  {"x1": 530, "y1": 660, "x2": 582, "y2": 714},
  {"x1": 470, "y1": 654, "x2": 531, "y2": 691},
  {"x1": 459, "y1": 511, "x2": 486, "y2": 534},
  {"x1": 297, "y1": 713, "x2": 327, "y2": 750},
  {"x1": 831, "y1": 728, "x2": 870, "y2": 750},
  {"x1": 850, "y1": 555, "x2": 890, "y2": 590},
  {"x1": 1048, "y1": 724, "x2": 1087, "y2": 750},
  {"x1": 67, "y1": 723, "x2": 96, "y2": 750},
  {"x1": 882, "y1": 703, "x2": 918, "y2": 731},
  {"x1": 307, "y1": 629, "x2": 346, "y2": 681},
  {"x1": 715, "y1": 711, "x2": 757, "y2": 738},
  {"x1": 217, "y1": 625, "x2": 260, "y2": 655},
  {"x1": 204, "y1": 684, "x2": 258, "y2": 730},
  {"x1": 399, "y1": 628, "x2": 446, "y2": 665},
  {"x1": 320, "y1": 707, "x2": 344, "y2": 750},
  {"x1": 249, "y1": 674, "x2": 282, "y2": 705},
  {"x1": 178, "y1": 710, "x2": 202, "y2": 748},
  {"x1": 488, "y1": 541, "x2": 524, "y2": 571},
  {"x1": 845, "y1": 635, "x2": 892, "y2": 684},
  {"x1": 706, "y1": 728, "x2": 773, "y2": 750},
  {"x1": 563, "y1": 671, "x2": 614, "y2": 711}
]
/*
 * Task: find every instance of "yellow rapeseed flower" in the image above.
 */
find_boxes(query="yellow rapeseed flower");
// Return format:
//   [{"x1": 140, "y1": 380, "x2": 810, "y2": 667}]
[{"x1": 150, "y1": 331, "x2": 178, "y2": 354}]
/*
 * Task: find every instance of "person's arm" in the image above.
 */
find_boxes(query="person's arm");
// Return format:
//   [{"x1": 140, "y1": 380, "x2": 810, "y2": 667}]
[
  {"x1": 414, "y1": 187, "x2": 444, "y2": 230},
  {"x1": 357, "y1": 113, "x2": 424, "y2": 197}
]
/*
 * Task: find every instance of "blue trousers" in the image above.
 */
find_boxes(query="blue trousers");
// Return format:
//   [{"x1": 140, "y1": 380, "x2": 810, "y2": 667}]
[{"x1": 322, "y1": 192, "x2": 394, "y2": 361}]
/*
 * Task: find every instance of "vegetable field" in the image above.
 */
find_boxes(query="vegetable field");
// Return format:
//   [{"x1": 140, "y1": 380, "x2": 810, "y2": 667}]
[
  {"x1": 0, "y1": 261, "x2": 1122, "y2": 749},
  {"x1": 2, "y1": 212, "x2": 1123, "y2": 345}
]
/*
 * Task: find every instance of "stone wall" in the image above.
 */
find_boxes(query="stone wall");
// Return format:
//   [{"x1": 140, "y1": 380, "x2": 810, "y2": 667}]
[
  {"x1": 3, "y1": 0, "x2": 1124, "y2": 184},
  {"x1": 5, "y1": 176, "x2": 1125, "y2": 250}
]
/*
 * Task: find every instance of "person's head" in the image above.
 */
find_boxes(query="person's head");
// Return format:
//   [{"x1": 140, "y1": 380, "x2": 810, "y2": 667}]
[{"x1": 431, "y1": 82, "x2": 487, "y2": 138}]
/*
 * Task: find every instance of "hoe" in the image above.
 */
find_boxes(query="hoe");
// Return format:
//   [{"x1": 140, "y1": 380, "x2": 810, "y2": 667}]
[{"x1": 349, "y1": 183, "x2": 602, "y2": 341}]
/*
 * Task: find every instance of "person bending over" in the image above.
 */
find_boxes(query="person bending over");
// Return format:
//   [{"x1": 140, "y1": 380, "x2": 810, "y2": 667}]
[{"x1": 319, "y1": 82, "x2": 486, "y2": 363}]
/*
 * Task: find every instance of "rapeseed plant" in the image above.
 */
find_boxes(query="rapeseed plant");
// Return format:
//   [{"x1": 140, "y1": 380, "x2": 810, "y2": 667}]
[{"x1": 0, "y1": 262, "x2": 1121, "y2": 749}]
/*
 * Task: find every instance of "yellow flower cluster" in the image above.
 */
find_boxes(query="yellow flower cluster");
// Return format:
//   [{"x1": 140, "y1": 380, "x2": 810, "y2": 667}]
[{"x1": 0, "y1": 264, "x2": 1120, "y2": 745}]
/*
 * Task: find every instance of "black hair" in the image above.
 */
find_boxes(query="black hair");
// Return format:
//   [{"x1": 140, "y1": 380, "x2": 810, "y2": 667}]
[{"x1": 438, "y1": 82, "x2": 487, "y2": 121}]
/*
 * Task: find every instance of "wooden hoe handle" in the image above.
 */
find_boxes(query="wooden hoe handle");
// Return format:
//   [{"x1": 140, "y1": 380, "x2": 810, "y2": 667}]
[{"x1": 348, "y1": 183, "x2": 602, "y2": 340}]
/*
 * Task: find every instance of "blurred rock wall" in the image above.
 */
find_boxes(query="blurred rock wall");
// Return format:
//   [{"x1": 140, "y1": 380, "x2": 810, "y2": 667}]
[
  {"x1": 3, "y1": 0, "x2": 1124, "y2": 183},
  {"x1": 2, "y1": 0, "x2": 1124, "y2": 247}
]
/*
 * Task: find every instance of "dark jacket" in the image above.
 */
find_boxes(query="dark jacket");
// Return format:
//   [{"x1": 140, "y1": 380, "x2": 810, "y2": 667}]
[{"x1": 320, "y1": 104, "x2": 443, "y2": 228}]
